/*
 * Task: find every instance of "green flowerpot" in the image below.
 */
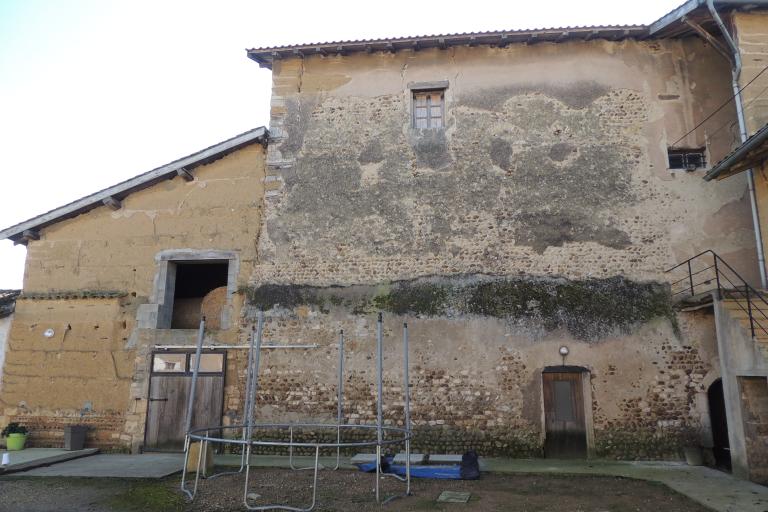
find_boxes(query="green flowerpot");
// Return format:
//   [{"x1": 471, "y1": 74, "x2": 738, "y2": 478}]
[{"x1": 6, "y1": 433, "x2": 27, "y2": 451}]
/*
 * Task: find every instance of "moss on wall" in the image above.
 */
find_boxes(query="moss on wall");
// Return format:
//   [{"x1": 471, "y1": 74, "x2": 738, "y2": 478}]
[{"x1": 244, "y1": 274, "x2": 674, "y2": 341}]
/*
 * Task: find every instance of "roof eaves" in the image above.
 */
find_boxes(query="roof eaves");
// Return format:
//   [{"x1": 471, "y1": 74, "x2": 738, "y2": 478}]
[
  {"x1": 246, "y1": 26, "x2": 647, "y2": 69},
  {"x1": 0, "y1": 127, "x2": 268, "y2": 244},
  {"x1": 704, "y1": 123, "x2": 768, "y2": 181},
  {"x1": 0, "y1": 290, "x2": 21, "y2": 319},
  {"x1": 648, "y1": 0, "x2": 705, "y2": 35}
]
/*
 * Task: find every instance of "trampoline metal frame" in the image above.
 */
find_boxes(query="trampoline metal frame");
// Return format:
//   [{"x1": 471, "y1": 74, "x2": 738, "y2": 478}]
[{"x1": 180, "y1": 311, "x2": 412, "y2": 511}]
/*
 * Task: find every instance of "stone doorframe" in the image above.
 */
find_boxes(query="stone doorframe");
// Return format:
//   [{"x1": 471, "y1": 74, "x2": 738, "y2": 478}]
[
  {"x1": 539, "y1": 365, "x2": 596, "y2": 458},
  {"x1": 137, "y1": 249, "x2": 240, "y2": 330}
]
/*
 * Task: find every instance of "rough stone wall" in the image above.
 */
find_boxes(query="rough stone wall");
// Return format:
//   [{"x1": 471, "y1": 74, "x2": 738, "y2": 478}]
[
  {"x1": 738, "y1": 376, "x2": 768, "y2": 485},
  {"x1": 235, "y1": 292, "x2": 717, "y2": 458},
  {"x1": 260, "y1": 38, "x2": 756, "y2": 287},
  {"x1": 245, "y1": 38, "x2": 752, "y2": 458},
  {"x1": 1, "y1": 143, "x2": 266, "y2": 450}
]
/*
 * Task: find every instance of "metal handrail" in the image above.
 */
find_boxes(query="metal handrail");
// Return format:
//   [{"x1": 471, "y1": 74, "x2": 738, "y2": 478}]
[{"x1": 666, "y1": 250, "x2": 768, "y2": 340}]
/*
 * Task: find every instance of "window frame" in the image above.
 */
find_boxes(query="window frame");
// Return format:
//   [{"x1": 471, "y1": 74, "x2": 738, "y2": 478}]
[
  {"x1": 409, "y1": 80, "x2": 449, "y2": 130},
  {"x1": 412, "y1": 89, "x2": 445, "y2": 129},
  {"x1": 150, "y1": 350, "x2": 226, "y2": 376}
]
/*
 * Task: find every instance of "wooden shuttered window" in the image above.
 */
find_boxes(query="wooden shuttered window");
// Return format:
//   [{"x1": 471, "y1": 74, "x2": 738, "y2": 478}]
[{"x1": 413, "y1": 90, "x2": 445, "y2": 129}]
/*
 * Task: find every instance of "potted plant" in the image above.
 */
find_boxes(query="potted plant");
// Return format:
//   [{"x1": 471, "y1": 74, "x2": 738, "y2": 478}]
[{"x1": 2, "y1": 423, "x2": 29, "y2": 451}]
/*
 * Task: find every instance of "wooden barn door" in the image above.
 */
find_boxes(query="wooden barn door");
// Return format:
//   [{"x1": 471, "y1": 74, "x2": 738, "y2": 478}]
[
  {"x1": 145, "y1": 351, "x2": 225, "y2": 451},
  {"x1": 543, "y1": 370, "x2": 587, "y2": 458}
]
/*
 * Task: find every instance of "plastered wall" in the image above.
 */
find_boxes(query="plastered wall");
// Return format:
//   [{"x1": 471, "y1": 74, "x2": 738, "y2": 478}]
[{"x1": 0, "y1": 143, "x2": 266, "y2": 449}]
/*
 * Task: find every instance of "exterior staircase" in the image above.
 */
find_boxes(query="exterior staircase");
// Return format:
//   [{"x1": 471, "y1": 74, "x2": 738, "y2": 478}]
[
  {"x1": 668, "y1": 251, "x2": 768, "y2": 482},
  {"x1": 721, "y1": 298, "x2": 768, "y2": 346},
  {"x1": 667, "y1": 250, "x2": 768, "y2": 347}
]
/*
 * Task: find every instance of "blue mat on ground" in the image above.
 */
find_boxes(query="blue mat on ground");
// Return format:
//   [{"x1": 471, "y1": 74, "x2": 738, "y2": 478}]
[{"x1": 354, "y1": 457, "x2": 463, "y2": 479}]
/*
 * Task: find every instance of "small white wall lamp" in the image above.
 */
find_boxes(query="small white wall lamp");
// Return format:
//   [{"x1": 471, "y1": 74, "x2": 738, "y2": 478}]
[
  {"x1": 559, "y1": 345, "x2": 569, "y2": 365},
  {"x1": 43, "y1": 328, "x2": 55, "y2": 339}
]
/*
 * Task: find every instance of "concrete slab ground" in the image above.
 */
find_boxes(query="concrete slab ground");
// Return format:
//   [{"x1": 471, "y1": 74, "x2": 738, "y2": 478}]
[
  {"x1": 17, "y1": 453, "x2": 184, "y2": 478},
  {"x1": 0, "y1": 448, "x2": 98, "y2": 474}
]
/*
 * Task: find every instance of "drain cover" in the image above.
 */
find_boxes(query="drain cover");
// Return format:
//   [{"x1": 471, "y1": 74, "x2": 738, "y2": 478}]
[{"x1": 437, "y1": 491, "x2": 471, "y2": 503}]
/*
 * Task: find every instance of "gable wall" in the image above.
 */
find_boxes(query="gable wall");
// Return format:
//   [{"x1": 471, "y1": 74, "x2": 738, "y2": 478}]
[{"x1": 0, "y1": 143, "x2": 266, "y2": 450}]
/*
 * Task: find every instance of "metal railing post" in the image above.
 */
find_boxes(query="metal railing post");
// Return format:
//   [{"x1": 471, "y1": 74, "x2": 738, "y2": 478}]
[
  {"x1": 714, "y1": 255, "x2": 722, "y2": 300},
  {"x1": 688, "y1": 260, "x2": 695, "y2": 296},
  {"x1": 747, "y1": 286, "x2": 756, "y2": 339}
]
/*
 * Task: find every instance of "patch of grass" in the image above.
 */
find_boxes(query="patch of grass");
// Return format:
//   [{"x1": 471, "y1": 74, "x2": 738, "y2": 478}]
[{"x1": 102, "y1": 480, "x2": 183, "y2": 512}]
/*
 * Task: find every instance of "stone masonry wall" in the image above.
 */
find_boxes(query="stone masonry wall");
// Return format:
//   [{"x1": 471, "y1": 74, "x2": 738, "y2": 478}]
[{"x1": 243, "y1": 37, "x2": 751, "y2": 458}]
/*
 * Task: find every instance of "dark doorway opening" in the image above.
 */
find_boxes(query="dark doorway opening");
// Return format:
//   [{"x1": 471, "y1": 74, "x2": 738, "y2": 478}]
[
  {"x1": 543, "y1": 367, "x2": 588, "y2": 458},
  {"x1": 708, "y1": 379, "x2": 731, "y2": 471},
  {"x1": 171, "y1": 261, "x2": 229, "y2": 329}
]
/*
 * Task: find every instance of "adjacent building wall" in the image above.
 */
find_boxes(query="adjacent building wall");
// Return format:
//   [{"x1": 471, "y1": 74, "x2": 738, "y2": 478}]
[
  {"x1": 248, "y1": 36, "x2": 755, "y2": 457},
  {"x1": 0, "y1": 142, "x2": 267, "y2": 450},
  {"x1": 0, "y1": 314, "x2": 12, "y2": 396},
  {"x1": 734, "y1": 13, "x2": 768, "y2": 280}
]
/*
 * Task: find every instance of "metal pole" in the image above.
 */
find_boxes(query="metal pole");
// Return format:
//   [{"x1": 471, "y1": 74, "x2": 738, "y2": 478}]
[
  {"x1": 688, "y1": 260, "x2": 695, "y2": 297},
  {"x1": 376, "y1": 313, "x2": 384, "y2": 502},
  {"x1": 184, "y1": 317, "x2": 207, "y2": 435},
  {"x1": 335, "y1": 330, "x2": 345, "y2": 470},
  {"x1": 376, "y1": 313, "x2": 383, "y2": 445},
  {"x1": 402, "y1": 323, "x2": 410, "y2": 433},
  {"x1": 248, "y1": 310, "x2": 265, "y2": 440},
  {"x1": 403, "y1": 322, "x2": 411, "y2": 496},
  {"x1": 714, "y1": 256, "x2": 722, "y2": 300},
  {"x1": 241, "y1": 325, "x2": 257, "y2": 468}
]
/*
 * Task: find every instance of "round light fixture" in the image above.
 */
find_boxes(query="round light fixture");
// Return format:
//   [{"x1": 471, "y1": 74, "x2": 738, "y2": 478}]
[
  {"x1": 559, "y1": 346, "x2": 569, "y2": 356},
  {"x1": 43, "y1": 328, "x2": 55, "y2": 338}
]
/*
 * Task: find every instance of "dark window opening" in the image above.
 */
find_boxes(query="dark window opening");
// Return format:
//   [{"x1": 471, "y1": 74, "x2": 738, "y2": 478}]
[
  {"x1": 171, "y1": 261, "x2": 228, "y2": 329},
  {"x1": 668, "y1": 148, "x2": 707, "y2": 171}
]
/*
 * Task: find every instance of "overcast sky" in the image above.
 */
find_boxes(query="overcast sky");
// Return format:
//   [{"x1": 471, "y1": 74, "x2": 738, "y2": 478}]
[{"x1": 0, "y1": 0, "x2": 682, "y2": 289}]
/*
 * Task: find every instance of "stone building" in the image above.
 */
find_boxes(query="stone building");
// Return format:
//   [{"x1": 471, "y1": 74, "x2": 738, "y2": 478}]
[{"x1": 2, "y1": 0, "x2": 768, "y2": 483}]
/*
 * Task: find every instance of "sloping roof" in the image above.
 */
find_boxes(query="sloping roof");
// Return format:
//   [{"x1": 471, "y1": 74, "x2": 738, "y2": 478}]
[
  {"x1": 247, "y1": 26, "x2": 646, "y2": 68},
  {"x1": 0, "y1": 290, "x2": 20, "y2": 319},
  {"x1": 246, "y1": 0, "x2": 768, "y2": 69},
  {"x1": 704, "y1": 123, "x2": 768, "y2": 181},
  {"x1": 650, "y1": 0, "x2": 768, "y2": 37},
  {"x1": 0, "y1": 127, "x2": 268, "y2": 245}
]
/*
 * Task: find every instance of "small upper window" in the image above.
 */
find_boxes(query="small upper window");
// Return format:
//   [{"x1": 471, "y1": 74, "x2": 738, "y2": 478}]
[
  {"x1": 668, "y1": 148, "x2": 706, "y2": 171},
  {"x1": 413, "y1": 90, "x2": 444, "y2": 129}
]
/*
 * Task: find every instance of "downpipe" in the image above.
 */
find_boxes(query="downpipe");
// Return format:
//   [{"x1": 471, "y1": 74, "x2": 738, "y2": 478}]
[{"x1": 707, "y1": 0, "x2": 768, "y2": 289}]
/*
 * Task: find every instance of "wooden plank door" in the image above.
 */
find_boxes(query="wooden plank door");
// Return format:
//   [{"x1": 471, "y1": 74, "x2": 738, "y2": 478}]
[
  {"x1": 543, "y1": 371, "x2": 587, "y2": 458},
  {"x1": 145, "y1": 352, "x2": 225, "y2": 451}
]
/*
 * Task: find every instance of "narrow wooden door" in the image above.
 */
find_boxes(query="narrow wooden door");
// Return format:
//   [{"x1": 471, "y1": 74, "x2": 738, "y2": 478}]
[
  {"x1": 543, "y1": 371, "x2": 587, "y2": 458},
  {"x1": 145, "y1": 352, "x2": 225, "y2": 451}
]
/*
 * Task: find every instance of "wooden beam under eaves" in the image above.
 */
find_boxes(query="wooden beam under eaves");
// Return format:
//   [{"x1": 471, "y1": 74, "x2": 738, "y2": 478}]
[
  {"x1": 177, "y1": 168, "x2": 194, "y2": 181},
  {"x1": 19, "y1": 229, "x2": 40, "y2": 244},
  {"x1": 102, "y1": 197, "x2": 122, "y2": 210}
]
